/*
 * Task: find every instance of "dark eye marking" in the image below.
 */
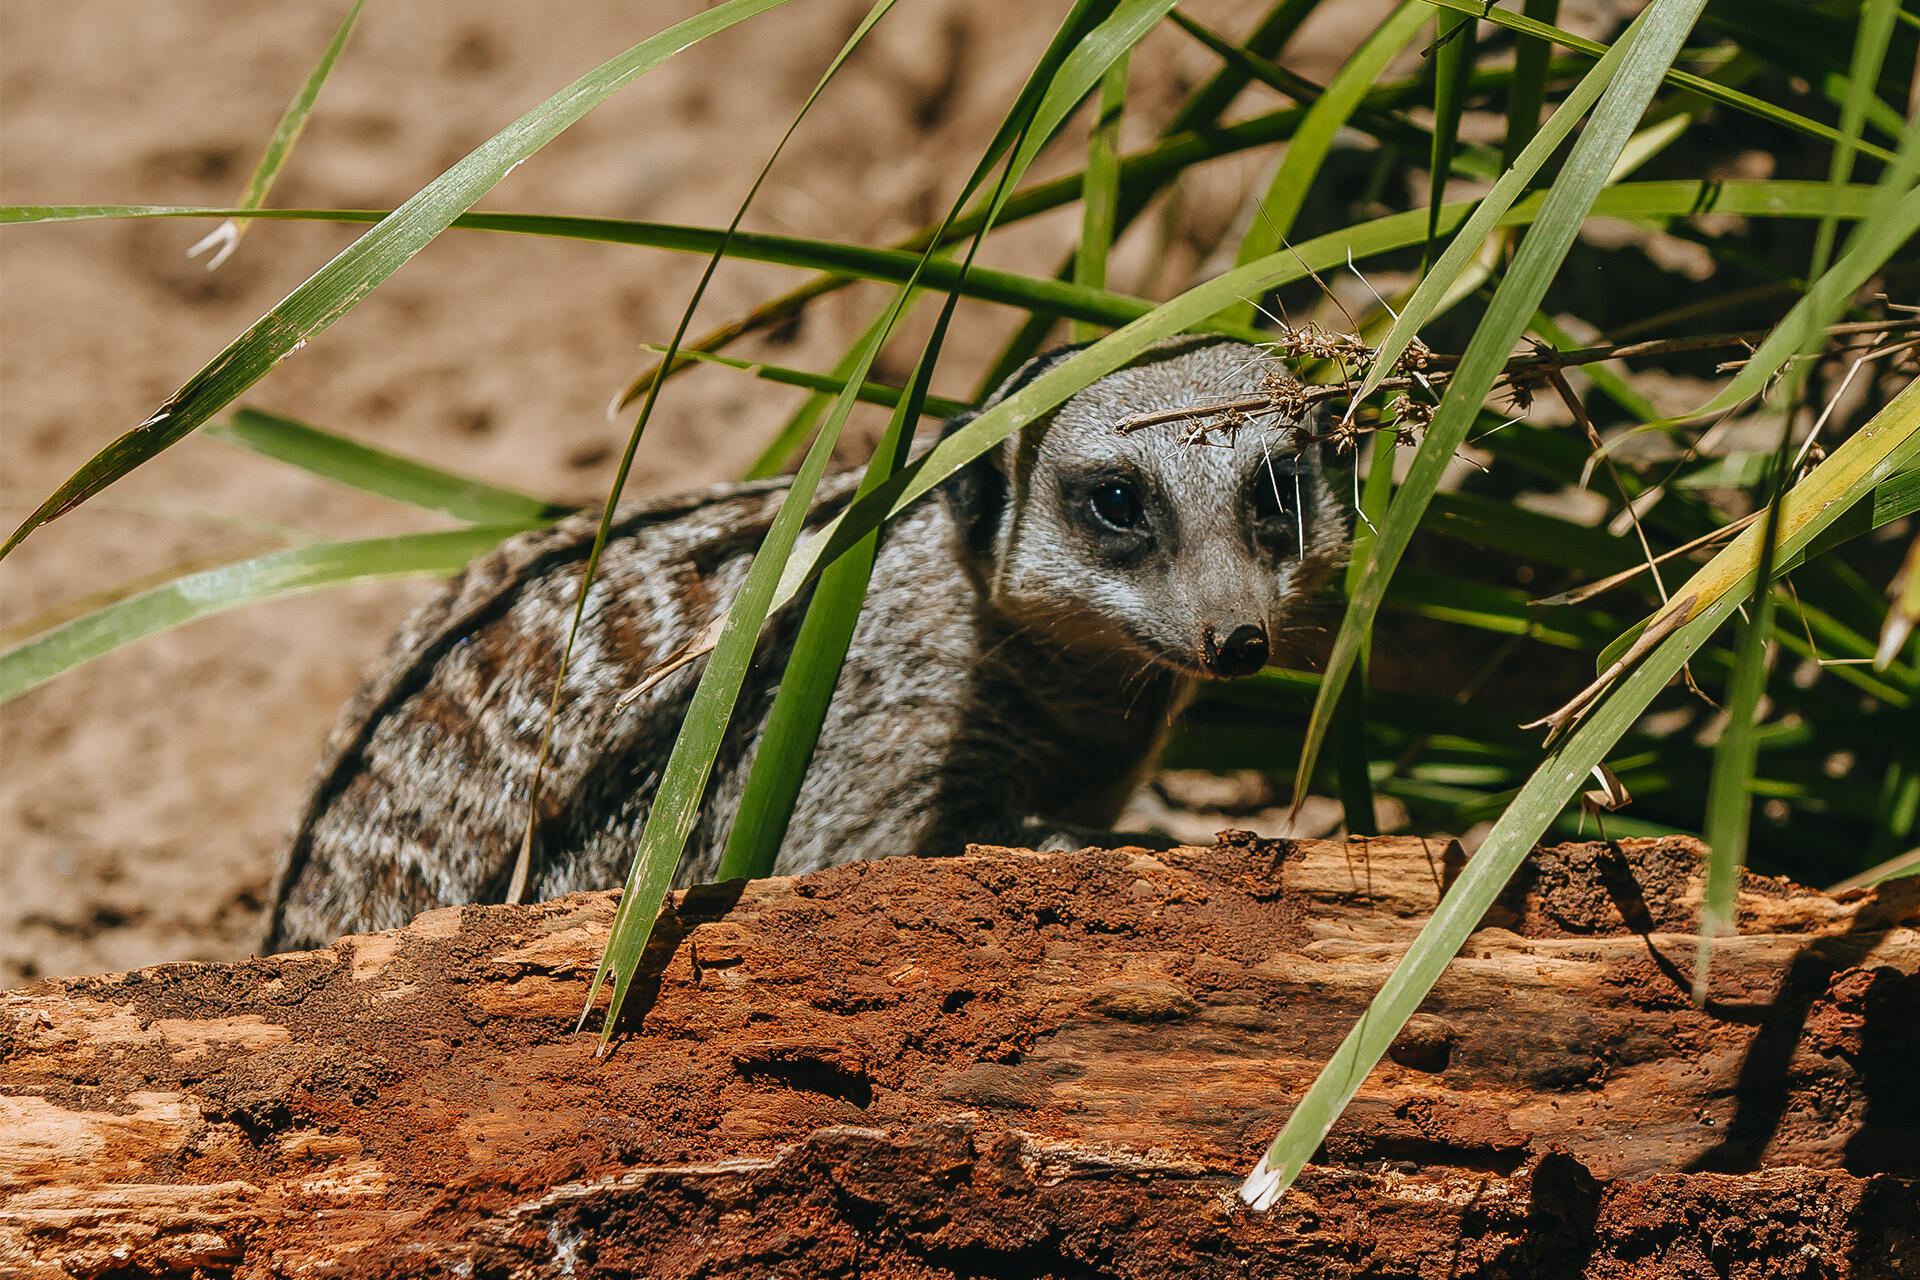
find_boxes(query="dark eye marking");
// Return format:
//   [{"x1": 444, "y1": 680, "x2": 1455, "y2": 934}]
[
  {"x1": 1247, "y1": 461, "x2": 1303, "y2": 551},
  {"x1": 1249, "y1": 464, "x2": 1296, "y2": 524},
  {"x1": 1251, "y1": 473, "x2": 1289, "y2": 524},
  {"x1": 1087, "y1": 479, "x2": 1147, "y2": 532}
]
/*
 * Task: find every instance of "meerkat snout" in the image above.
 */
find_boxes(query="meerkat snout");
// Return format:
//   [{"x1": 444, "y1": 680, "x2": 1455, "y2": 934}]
[{"x1": 1204, "y1": 622, "x2": 1270, "y2": 679}]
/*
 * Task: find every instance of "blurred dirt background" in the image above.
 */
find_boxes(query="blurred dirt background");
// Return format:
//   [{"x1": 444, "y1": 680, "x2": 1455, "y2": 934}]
[{"x1": 5, "y1": 0, "x2": 1456, "y2": 985}]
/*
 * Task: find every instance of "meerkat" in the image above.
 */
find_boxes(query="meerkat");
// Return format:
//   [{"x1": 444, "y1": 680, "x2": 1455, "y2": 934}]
[{"x1": 262, "y1": 337, "x2": 1348, "y2": 953}]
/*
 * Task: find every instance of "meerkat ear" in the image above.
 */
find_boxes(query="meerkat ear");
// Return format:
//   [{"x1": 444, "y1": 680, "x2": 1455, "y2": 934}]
[
  {"x1": 939, "y1": 409, "x2": 1006, "y2": 562},
  {"x1": 939, "y1": 343, "x2": 1091, "y2": 562}
]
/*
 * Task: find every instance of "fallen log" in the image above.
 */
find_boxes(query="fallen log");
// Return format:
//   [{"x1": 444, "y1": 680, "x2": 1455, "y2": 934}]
[{"x1": 2, "y1": 833, "x2": 1916, "y2": 1278}]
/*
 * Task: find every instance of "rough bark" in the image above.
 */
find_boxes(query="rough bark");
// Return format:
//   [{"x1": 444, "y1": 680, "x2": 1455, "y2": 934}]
[{"x1": 2, "y1": 834, "x2": 1916, "y2": 1279}]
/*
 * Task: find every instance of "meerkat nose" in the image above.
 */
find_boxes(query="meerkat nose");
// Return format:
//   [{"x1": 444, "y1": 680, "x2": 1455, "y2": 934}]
[{"x1": 1205, "y1": 623, "x2": 1270, "y2": 679}]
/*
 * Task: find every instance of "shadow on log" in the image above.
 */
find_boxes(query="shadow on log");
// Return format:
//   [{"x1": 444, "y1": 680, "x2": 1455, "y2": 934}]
[{"x1": 3, "y1": 834, "x2": 1917, "y2": 1278}]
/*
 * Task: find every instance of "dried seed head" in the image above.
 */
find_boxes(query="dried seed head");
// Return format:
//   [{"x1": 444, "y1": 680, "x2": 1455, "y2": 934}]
[
  {"x1": 1386, "y1": 393, "x2": 1432, "y2": 424},
  {"x1": 1386, "y1": 394, "x2": 1433, "y2": 445},
  {"x1": 1258, "y1": 369, "x2": 1309, "y2": 417},
  {"x1": 1327, "y1": 417, "x2": 1363, "y2": 454},
  {"x1": 1500, "y1": 365, "x2": 1544, "y2": 413},
  {"x1": 1278, "y1": 323, "x2": 1373, "y2": 364},
  {"x1": 1178, "y1": 405, "x2": 1253, "y2": 446}
]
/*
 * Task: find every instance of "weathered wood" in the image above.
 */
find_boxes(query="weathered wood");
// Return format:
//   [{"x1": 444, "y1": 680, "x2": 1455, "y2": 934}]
[{"x1": 3, "y1": 834, "x2": 1916, "y2": 1278}]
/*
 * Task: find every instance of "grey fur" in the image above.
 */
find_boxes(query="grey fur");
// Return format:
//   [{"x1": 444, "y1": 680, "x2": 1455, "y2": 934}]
[{"x1": 263, "y1": 338, "x2": 1347, "y2": 952}]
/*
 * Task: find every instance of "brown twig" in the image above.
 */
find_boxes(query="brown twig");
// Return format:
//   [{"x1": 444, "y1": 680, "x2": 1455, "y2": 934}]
[
  {"x1": 1113, "y1": 316, "x2": 1920, "y2": 436},
  {"x1": 1521, "y1": 595, "x2": 1697, "y2": 744},
  {"x1": 1534, "y1": 511, "x2": 1765, "y2": 606}
]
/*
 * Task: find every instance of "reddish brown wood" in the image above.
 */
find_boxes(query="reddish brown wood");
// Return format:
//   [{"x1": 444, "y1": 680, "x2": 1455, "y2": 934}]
[{"x1": 3, "y1": 834, "x2": 1916, "y2": 1278}]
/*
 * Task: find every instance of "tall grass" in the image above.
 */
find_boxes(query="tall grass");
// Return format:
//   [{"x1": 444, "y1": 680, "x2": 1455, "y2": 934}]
[{"x1": 2, "y1": 0, "x2": 1914, "y2": 1205}]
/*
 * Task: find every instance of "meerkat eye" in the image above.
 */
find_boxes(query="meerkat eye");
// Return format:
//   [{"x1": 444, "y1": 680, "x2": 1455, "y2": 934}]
[{"x1": 1088, "y1": 480, "x2": 1146, "y2": 531}]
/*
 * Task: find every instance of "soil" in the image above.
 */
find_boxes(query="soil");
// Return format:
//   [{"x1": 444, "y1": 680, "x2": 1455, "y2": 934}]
[{"x1": 2, "y1": 0, "x2": 1432, "y2": 987}]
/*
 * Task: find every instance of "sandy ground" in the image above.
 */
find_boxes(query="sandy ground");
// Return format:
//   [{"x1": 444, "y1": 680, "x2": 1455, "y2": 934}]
[{"x1": 3, "y1": 1, "x2": 1440, "y2": 985}]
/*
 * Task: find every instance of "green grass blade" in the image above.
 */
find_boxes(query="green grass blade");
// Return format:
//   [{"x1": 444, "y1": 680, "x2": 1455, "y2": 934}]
[
  {"x1": 939, "y1": 0, "x2": 1114, "y2": 218},
  {"x1": 1682, "y1": 10, "x2": 1907, "y2": 980},
  {"x1": 1422, "y1": 0, "x2": 1898, "y2": 164},
  {"x1": 1356, "y1": 1, "x2": 1655, "y2": 403},
  {"x1": 1295, "y1": 0, "x2": 1713, "y2": 811},
  {"x1": 1242, "y1": 376, "x2": 1920, "y2": 1209},
  {"x1": 1218, "y1": 0, "x2": 1432, "y2": 329},
  {"x1": 589, "y1": 0, "x2": 1005, "y2": 1015},
  {"x1": 976, "y1": 0, "x2": 1330, "y2": 386},
  {"x1": 1872, "y1": 762, "x2": 1920, "y2": 861},
  {"x1": 0, "y1": 0, "x2": 793, "y2": 560},
  {"x1": 583, "y1": 325, "x2": 887, "y2": 1040},
  {"x1": 570, "y1": 49, "x2": 1592, "y2": 413},
  {"x1": 1673, "y1": 13, "x2": 1920, "y2": 422},
  {"x1": 1809, "y1": 0, "x2": 1898, "y2": 277},
  {"x1": 585, "y1": 0, "x2": 1185, "y2": 1042},
  {"x1": 0, "y1": 537, "x2": 295, "y2": 649},
  {"x1": 1879, "y1": 535, "x2": 1920, "y2": 676},
  {"x1": 1695, "y1": 480, "x2": 1784, "y2": 1004},
  {"x1": 1249, "y1": 593, "x2": 1742, "y2": 1206},
  {"x1": 1334, "y1": 439, "x2": 1398, "y2": 833},
  {"x1": 1673, "y1": 451, "x2": 1778, "y2": 490},
  {"x1": 737, "y1": 176, "x2": 1881, "y2": 631},
  {"x1": 720, "y1": 0, "x2": 1176, "y2": 875},
  {"x1": 1000, "y1": 39, "x2": 1573, "y2": 246},
  {"x1": 1501, "y1": 0, "x2": 1561, "y2": 168},
  {"x1": 640, "y1": 0, "x2": 1120, "y2": 437},
  {"x1": 455, "y1": 214, "x2": 1176, "y2": 331},
  {"x1": 1385, "y1": 569, "x2": 1616, "y2": 648},
  {"x1": 1601, "y1": 391, "x2": 1920, "y2": 683},
  {"x1": 741, "y1": 297, "x2": 931, "y2": 479},
  {"x1": 1700, "y1": 0, "x2": 1913, "y2": 142},
  {"x1": 187, "y1": 0, "x2": 366, "y2": 271},
  {"x1": 994, "y1": 1, "x2": 1180, "y2": 192},
  {"x1": 1425, "y1": 4, "x2": 1476, "y2": 267},
  {"x1": 3, "y1": 175, "x2": 1882, "y2": 324},
  {"x1": 1329, "y1": 676, "x2": 1375, "y2": 833},
  {"x1": 716, "y1": 338, "x2": 937, "y2": 880},
  {"x1": 1606, "y1": 107, "x2": 1694, "y2": 184},
  {"x1": 1167, "y1": 11, "x2": 1330, "y2": 107},
  {"x1": 0, "y1": 527, "x2": 526, "y2": 704},
  {"x1": 207, "y1": 408, "x2": 570, "y2": 525},
  {"x1": 1168, "y1": 10, "x2": 1501, "y2": 185},
  {"x1": 1164, "y1": 0, "x2": 1320, "y2": 132},
  {"x1": 974, "y1": 0, "x2": 1323, "y2": 394},
  {"x1": 1587, "y1": 463, "x2": 1920, "y2": 678},
  {"x1": 1425, "y1": 490, "x2": 1641, "y2": 573},
  {"x1": 1073, "y1": 52, "x2": 1129, "y2": 343},
  {"x1": 645, "y1": 345, "x2": 969, "y2": 423},
  {"x1": 1685, "y1": 179, "x2": 1920, "y2": 421},
  {"x1": 543, "y1": 0, "x2": 900, "y2": 912}
]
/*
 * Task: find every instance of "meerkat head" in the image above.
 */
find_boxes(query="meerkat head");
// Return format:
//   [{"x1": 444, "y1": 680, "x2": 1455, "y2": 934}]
[{"x1": 945, "y1": 336, "x2": 1348, "y2": 680}]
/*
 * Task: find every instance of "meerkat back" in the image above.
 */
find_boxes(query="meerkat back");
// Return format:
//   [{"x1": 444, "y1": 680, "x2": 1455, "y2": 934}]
[{"x1": 262, "y1": 475, "x2": 858, "y2": 952}]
